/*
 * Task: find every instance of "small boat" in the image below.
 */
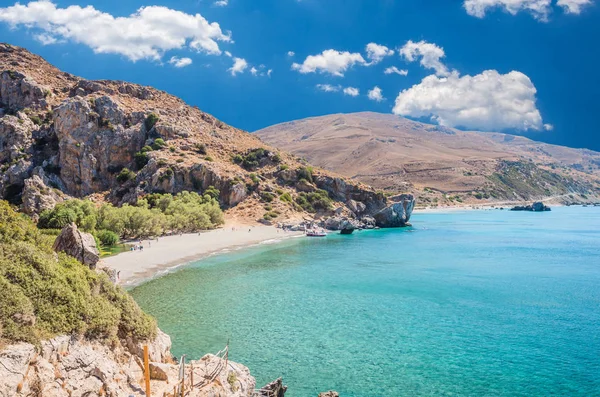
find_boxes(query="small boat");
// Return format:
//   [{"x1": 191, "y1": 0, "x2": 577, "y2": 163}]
[
  {"x1": 306, "y1": 230, "x2": 327, "y2": 237},
  {"x1": 340, "y1": 228, "x2": 355, "y2": 235}
]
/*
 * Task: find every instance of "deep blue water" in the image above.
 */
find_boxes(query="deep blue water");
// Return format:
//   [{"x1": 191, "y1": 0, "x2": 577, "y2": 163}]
[{"x1": 131, "y1": 207, "x2": 600, "y2": 396}]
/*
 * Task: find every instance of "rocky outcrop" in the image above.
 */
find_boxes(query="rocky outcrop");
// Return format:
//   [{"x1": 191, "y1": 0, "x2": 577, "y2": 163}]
[
  {"x1": 258, "y1": 378, "x2": 287, "y2": 397},
  {"x1": 0, "y1": 113, "x2": 35, "y2": 163},
  {"x1": 315, "y1": 175, "x2": 386, "y2": 215},
  {"x1": 323, "y1": 216, "x2": 361, "y2": 231},
  {"x1": 52, "y1": 223, "x2": 100, "y2": 268},
  {"x1": 319, "y1": 392, "x2": 340, "y2": 397},
  {"x1": 54, "y1": 96, "x2": 146, "y2": 196},
  {"x1": 510, "y1": 201, "x2": 551, "y2": 212},
  {"x1": 373, "y1": 194, "x2": 415, "y2": 227},
  {"x1": 0, "y1": 334, "x2": 259, "y2": 397},
  {"x1": 0, "y1": 70, "x2": 48, "y2": 111},
  {"x1": 21, "y1": 174, "x2": 64, "y2": 216}
]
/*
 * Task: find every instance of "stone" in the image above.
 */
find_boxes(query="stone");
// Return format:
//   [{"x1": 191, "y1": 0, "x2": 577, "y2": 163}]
[
  {"x1": 319, "y1": 392, "x2": 340, "y2": 397},
  {"x1": 0, "y1": 114, "x2": 34, "y2": 163},
  {"x1": 347, "y1": 199, "x2": 366, "y2": 215},
  {"x1": 296, "y1": 179, "x2": 316, "y2": 192},
  {"x1": 52, "y1": 223, "x2": 100, "y2": 268},
  {"x1": 149, "y1": 362, "x2": 170, "y2": 381},
  {"x1": 373, "y1": 194, "x2": 415, "y2": 228},
  {"x1": 510, "y1": 202, "x2": 551, "y2": 212},
  {"x1": 257, "y1": 377, "x2": 287, "y2": 397},
  {"x1": 21, "y1": 175, "x2": 63, "y2": 216},
  {"x1": 0, "y1": 71, "x2": 48, "y2": 111}
]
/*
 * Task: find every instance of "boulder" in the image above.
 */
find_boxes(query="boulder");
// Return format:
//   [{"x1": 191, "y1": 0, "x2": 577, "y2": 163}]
[
  {"x1": 360, "y1": 216, "x2": 376, "y2": 229},
  {"x1": 296, "y1": 179, "x2": 316, "y2": 192},
  {"x1": 21, "y1": 175, "x2": 63, "y2": 216},
  {"x1": 373, "y1": 194, "x2": 415, "y2": 228},
  {"x1": 0, "y1": 114, "x2": 34, "y2": 163},
  {"x1": 149, "y1": 362, "x2": 170, "y2": 381},
  {"x1": 258, "y1": 377, "x2": 287, "y2": 397},
  {"x1": 346, "y1": 199, "x2": 366, "y2": 215},
  {"x1": 323, "y1": 216, "x2": 361, "y2": 231},
  {"x1": 52, "y1": 223, "x2": 100, "y2": 268},
  {"x1": 319, "y1": 392, "x2": 340, "y2": 397},
  {"x1": 510, "y1": 202, "x2": 551, "y2": 212}
]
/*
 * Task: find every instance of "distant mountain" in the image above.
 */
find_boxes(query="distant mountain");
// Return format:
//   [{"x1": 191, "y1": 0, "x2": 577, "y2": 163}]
[{"x1": 256, "y1": 112, "x2": 600, "y2": 206}]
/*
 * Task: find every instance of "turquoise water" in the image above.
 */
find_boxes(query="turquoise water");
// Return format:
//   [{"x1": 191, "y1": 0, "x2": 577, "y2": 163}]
[{"x1": 131, "y1": 207, "x2": 600, "y2": 396}]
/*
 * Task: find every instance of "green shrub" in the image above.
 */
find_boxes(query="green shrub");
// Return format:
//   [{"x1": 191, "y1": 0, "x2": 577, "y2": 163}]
[
  {"x1": 204, "y1": 186, "x2": 220, "y2": 200},
  {"x1": 116, "y1": 168, "x2": 135, "y2": 183},
  {"x1": 152, "y1": 138, "x2": 166, "y2": 150},
  {"x1": 279, "y1": 164, "x2": 289, "y2": 171},
  {"x1": 232, "y1": 154, "x2": 243, "y2": 164},
  {"x1": 204, "y1": 156, "x2": 213, "y2": 162},
  {"x1": 96, "y1": 229, "x2": 119, "y2": 247},
  {"x1": 29, "y1": 115, "x2": 42, "y2": 126},
  {"x1": 141, "y1": 145, "x2": 153, "y2": 153},
  {"x1": 260, "y1": 191, "x2": 276, "y2": 202},
  {"x1": 280, "y1": 192, "x2": 292, "y2": 203},
  {"x1": 145, "y1": 113, "x2": 159, "y2": 131},
  {"x1": 0, "y1": 201, "x2": 157, "y2": 344},
  {"x1": 134, "y1": 151, "x2": 150, "y2": 170},
  {"x1": 297, "y1": 166, "x2": 314, "y2": 183},
  {"x1": 294, "y1": 189, "x2": 332, "y2": 213}
]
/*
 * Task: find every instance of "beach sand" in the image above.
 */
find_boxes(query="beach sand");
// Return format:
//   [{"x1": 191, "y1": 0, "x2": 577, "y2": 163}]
[{"x1": 102, "y1": 225, "x2": 303, "y2": 286}]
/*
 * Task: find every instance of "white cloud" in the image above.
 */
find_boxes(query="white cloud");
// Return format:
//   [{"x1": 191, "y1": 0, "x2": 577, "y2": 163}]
[
  {"x1": 168, "y1": 56, "x2": 192, "y2": 68},
  {"x1": 267, "y1": 69, "x2": 273, "y2": 77},
  {"x1": 463, "y1": 0, "x2": 552, "y2": 20},
  {"x1": 250, "y1": 66, "x2": 258, "y2": 76},
  {"x1": 365, "y1": 43, "x2": 394, "y2": 64},
  {"x1": 343, "y1": 87, "x2": 360, "y2": 97},
  {"x1": 224, "y1": 51, "x2": 232, "y2": 57},
  {"x1": 292, "y1": 49, "x2": 367, "y2": 77},
  {"x1": 392, "y1": 70, "x2": 544, "y2": 131},
  {"x1": 214, "y1": 0, "x2": 229, "y2": 6},
  {"x1": 228, "y1": 57, "x2": 248, "y2": 76},
  {"x1": 0, "y1": 1, "x2": 231, "y2": 61},
  {"x1": 544, "y1": 123, "x2": 554, "y2": 131},
  {"x1": 316, "y1": 84, "x2": 341, "y2": 92},
  {"x1": 399, "y1": 40, "x2": 449, "y2": 76},
  {"x1": 384, "y1": 66, "x2": 408, "y2": 76},
  {"x1": 287, "y1": 51, "x2": 295, "y2": 57},
  {"x1": 34, "y1": 32, "x2": 58, "y2": 45},
  {"x1": 368, "y1": 86, "x2": 384, "y2": 102},
  {"x1": 557, "y1": 0, "x2": 592, "y2": 13}
]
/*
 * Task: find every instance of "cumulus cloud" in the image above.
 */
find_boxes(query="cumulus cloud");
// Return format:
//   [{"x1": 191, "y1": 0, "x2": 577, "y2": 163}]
[
  {"x1": 384, "y1": 66, "x2": 408, "y2": 76},
  {"x1": 287, "y1": 51, "x2": 295, "y2": 57},
  {"x1": 250, "y1": 67, "x2": 258, "y2": 76},
  {"x1": 368, "y1": 86, "x2": 384, "y2": 102},
  {"x1": 343, "y1": 87, "x2": 360, "y2": 97},
  {"x1": 399, "y1": 40, "x2": 449, "y2": 76},
  {"x1": 168, "y1": 56, "x2": 193, "y2": 68},
  {"x1": 393, "y1": 70, "x2": 544, "y2": 131},
  {"x1": 463, "y1": 0, "x2": 552, "y2": 20},
  {"x1": 557, "y1": 0, "x2": 593, "y2": 13},
  {"x1": 214, "y1": 0, "x2": 229, "y2": 6},
  {"x1": 34, "y1": 32, "x2": 59, "y2": 45},
  {"x1": 292, "y1": 49, "x2": 367, "y2": 77},
  {"x1": 365, "y1": 43, "x2": 394, "y2": 64},
  {"x1": 0, "y1": 1, "x2": 231, "y2": 61},
  {"x1": 228, "y1": 57, "x2": 248, "y2": 76}
]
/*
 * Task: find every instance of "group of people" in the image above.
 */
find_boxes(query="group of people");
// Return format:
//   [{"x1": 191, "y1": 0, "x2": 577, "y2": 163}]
[{"x1": 130, "y1": 239, "x2": 155, "y2": 252}]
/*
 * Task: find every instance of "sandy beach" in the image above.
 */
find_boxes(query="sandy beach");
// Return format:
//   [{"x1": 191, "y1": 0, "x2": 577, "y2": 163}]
[{"x1": 102, "y1": 225, "x2": 303, "y2": 286}]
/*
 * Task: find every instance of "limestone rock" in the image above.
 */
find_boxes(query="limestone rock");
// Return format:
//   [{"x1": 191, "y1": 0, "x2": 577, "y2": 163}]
[
  {"x1": 52, "y1": 223, "x2": 100, "y2": 268},
  {"x1": 0, "y1": 343, "x2": 36, "y2": 397},
  {"x1": 21, "y1": 174, "x2": 63, "y2": 216},
  {"x1": 0, "y1": 114, "x2": 34, "y2": 163},
  {"x1": 346, "y1": 199, "x2": 366, "y2": 215},
  {"x1": 258, "y1": 377, "x2": 287, "y2": 397},
  {"x1": 323, "y1": 216, "x2": 361, "y2": 231},
  {"x1": 319, "y1": 392, "x2": 339, "y2": 397},
  {"x1": 0, "y1": 70, "x2": 48, "y2": 111},
  {"x1": 373, "y1": 194, "x2": 415, "y2": 228},
  {"x1": 296, "y1": 178, "x2": 316, "y2": 192},
  {"x1": 149, "y1": 362, "x2": 170, "y2": 381},
  {"x1": 123, "y1": 328, "x2": 173, "y2": 363}
]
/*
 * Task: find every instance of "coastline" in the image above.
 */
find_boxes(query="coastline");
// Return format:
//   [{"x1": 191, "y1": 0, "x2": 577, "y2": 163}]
[{"x1": 102, "y1": 225, "x2": 303, "y2": 287}]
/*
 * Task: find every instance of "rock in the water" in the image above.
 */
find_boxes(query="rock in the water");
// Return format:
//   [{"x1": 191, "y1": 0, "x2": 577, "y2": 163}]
[
  {"x1": 52, "y1": 223, "x2": 100, "y2": 268},
  {"x1": 319, "y1": 392, "x2": 340, "y2": 397},
  {"x1": 373, "y1": 194, "x2": 415, "y2": 227},
  {"x1": 258, "y1": 377, "x2": 287, "y2": 397},
  {"x1": 510, "y1": 201, "x2": 551, "y2": 212}
]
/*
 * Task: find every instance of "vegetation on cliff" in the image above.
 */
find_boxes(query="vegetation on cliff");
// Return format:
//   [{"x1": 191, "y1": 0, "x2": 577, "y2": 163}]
[
  {"x1": 0, "y1": 200, "x2": 156, "y2": 345},
  {"x1": 38, "y1": 191, "x2": 224, "y2": 240}
]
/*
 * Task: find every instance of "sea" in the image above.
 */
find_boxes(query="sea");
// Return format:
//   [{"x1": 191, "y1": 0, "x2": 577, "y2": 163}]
[{"x1": 130, "y1": 206, "x2": 600, "y2": 396}]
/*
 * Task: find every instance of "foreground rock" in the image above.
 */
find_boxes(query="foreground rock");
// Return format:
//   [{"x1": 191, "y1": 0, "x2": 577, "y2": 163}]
[
  {"x1": 510, "y1": 201, "x2": 551, "y2": 212},
  {"x1": 0, "y1": 333, "x2": 265, "y2": 397},
  {"x1": 318, "y1": 392, "x2": 340, "y2": 397},
  {"x1": 52, "y1": 222, "x2": 100, "y2": 268},
  {"x1": 373, "y1": 194, "x2": 415, "y2": 227}
]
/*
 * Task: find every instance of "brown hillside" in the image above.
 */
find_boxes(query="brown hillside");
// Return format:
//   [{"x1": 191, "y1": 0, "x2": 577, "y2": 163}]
[
  {"x1": 256, "y1": 112, "x2": 600, "y2": 206},
  {"x1": 0, "y1": 44, "x2": 390, "y2": 224}
]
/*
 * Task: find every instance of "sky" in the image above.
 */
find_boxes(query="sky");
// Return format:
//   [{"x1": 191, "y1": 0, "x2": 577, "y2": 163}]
[{"x1": 0, "y1": 0, "x2": 599, "y2": 151}]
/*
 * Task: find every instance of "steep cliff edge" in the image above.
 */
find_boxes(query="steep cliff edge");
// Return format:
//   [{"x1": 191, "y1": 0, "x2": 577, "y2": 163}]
[{"x1": 0, "y1": 43, "x2": 401, "y2": 226}]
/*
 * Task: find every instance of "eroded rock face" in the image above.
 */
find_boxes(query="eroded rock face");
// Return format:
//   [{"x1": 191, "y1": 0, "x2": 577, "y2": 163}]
[
  {"x1": 0, "y1": 70, "x2": 48, "y2": 111},
  {"x1": 315, "y1": 175, "x2": 387, "y2": 215},
  {"x1": 52, "y1": 222, "x2": 100, "y2": 268},
  {"x1": 21, "y1": 174, "x2": 64, "y2": 216},
  {"x1": 54, "y1": 97, "x2": 145, "y2": 196},
  {"x1": 373, "y1": 194, "x2": 415, "y2": 228},
  {"x1": 258, "y1": 378, "x2": 287, "y2": 397},
  {"x1": 0, "y1": 114, "x2": 34, "y2": 163}
]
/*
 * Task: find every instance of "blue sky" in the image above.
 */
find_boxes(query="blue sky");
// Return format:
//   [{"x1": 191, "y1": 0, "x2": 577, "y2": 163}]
[{"x1": 0, "y1": 0, "x2": 599, "y2": 151}]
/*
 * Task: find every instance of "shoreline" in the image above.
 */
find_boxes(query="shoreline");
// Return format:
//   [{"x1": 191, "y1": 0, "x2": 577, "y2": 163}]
[{"x1": 102, "y1": 225, "x2": 303, "y2": 287}]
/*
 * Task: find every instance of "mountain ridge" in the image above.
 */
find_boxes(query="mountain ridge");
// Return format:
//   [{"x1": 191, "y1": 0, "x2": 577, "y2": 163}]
[{"x1": 256, "y1": 111, "x2": 600, "y2": 206}]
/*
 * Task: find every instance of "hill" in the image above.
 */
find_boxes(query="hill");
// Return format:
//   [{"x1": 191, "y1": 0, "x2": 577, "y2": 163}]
[
  {"x1": 256, "y1": 112, "x2": 600, "y2": 206},
  {"x1": 0, "y1": 44, "x2": 396, "y2": 225}
]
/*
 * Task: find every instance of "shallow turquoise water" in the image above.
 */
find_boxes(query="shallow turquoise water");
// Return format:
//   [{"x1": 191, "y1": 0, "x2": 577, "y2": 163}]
[{"x1": 131, "y1": 207, "x2": 600, "y2": 396}]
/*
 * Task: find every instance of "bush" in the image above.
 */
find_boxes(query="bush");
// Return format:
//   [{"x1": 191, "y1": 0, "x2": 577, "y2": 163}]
[
  {"x1": 195, "y1": 143, "x2": 207, "y2": 155},
  {"x1": 152, "y1": 138, "x2": 166, "y2": 150},
  {"x1": 279, "y1": 164, "x2": 289, "y2": 171},
  {"x1": 280, "y1": 192, "x2": 292, "y2": 203},
  {"x1": 96, "y1": 229, "x2": 119, "y2": 247},
  {"x1": 204, "y1": 186, "x2": 220, "y2": 200},
  {"x1": 260, "y1": 192, "x2": 276, "y2": 202},
  {"x1": 294, "y1": 189, "x2": 332, "y2": 213},
  {"x1": 29, "y1": 115, "x2": 42, "y2": 126},
  {"x1": 204, "y1": 156, "x2": 213, "y2": 162},
  {"x1": 145, "y1": 113, "x2": 159, "y2": 131},
  {"x1": 297, "y1": 166, "x2": 314, "y2": 183},
  {"x1": 116, "y1": 168, "x2": 135, "y2": 183},
  {"x1": 134, "y1": 151, "x2": 150, "y2": 170},
  {"x1": 0, "y1": 201, "x2": 157, "y2": 344}
]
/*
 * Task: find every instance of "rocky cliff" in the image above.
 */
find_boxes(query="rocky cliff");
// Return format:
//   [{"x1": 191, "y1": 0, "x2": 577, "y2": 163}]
[{"x1": 0, "y1": 43, "x2": 404, "y2": 226}]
